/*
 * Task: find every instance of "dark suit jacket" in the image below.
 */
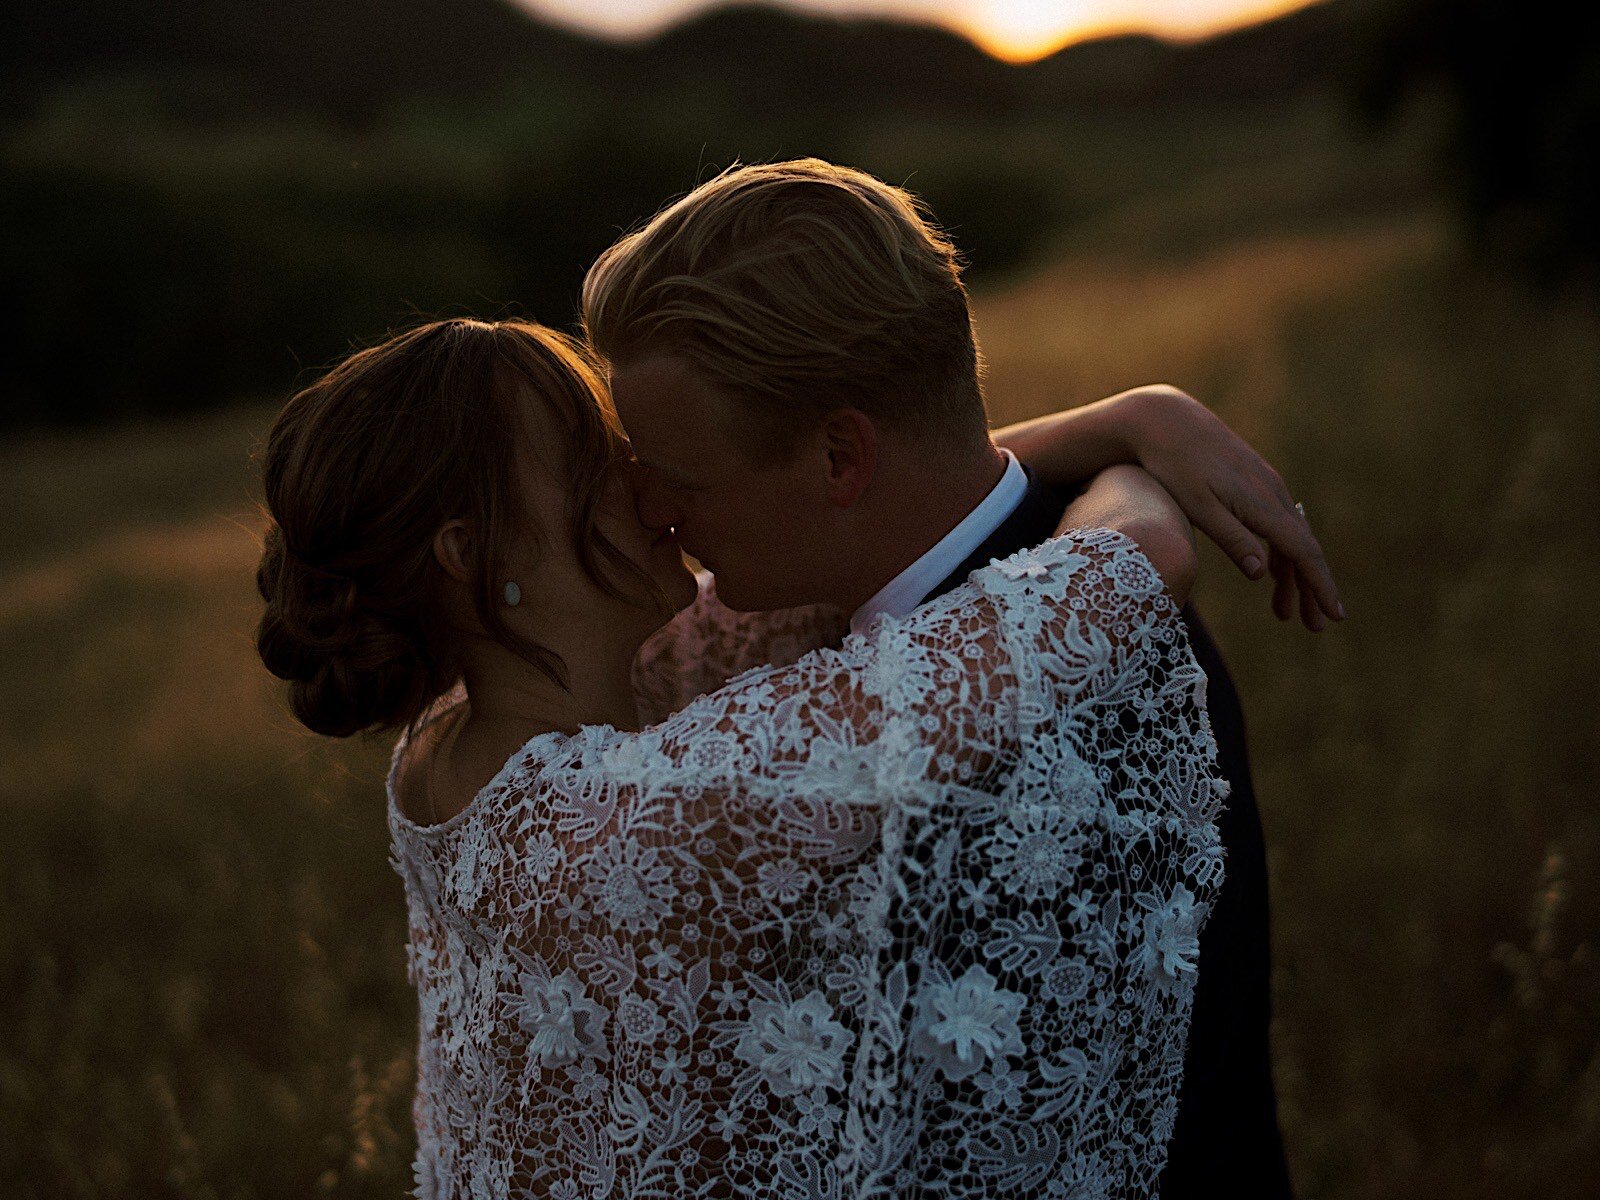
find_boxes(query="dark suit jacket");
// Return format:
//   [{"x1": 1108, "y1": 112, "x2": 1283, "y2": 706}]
[{"x1": 915, "y1": 471, "x2": 1294, "y2": 1199}]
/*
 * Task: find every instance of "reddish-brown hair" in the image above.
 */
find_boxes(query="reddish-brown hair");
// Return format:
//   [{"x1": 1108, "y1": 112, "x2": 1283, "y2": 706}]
[{"x1": 255, "y1": 318, "x2": 651, "y2": 738}]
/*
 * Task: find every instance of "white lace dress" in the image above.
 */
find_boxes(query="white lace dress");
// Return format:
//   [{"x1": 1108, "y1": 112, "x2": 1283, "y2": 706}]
[{"x1": 387, "y1": 528, "x2": 1229, "y2": 1200}]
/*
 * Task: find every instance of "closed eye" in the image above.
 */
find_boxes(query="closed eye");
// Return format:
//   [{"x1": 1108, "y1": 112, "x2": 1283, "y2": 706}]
[{"x1": 636, "y1": 458, "x2": 703, "y2": 493}]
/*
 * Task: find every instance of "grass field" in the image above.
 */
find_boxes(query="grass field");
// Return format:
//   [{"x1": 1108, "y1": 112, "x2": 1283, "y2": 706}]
[{"x1": 4, "y1": 193, "x2": 1599, "y2": 1195}]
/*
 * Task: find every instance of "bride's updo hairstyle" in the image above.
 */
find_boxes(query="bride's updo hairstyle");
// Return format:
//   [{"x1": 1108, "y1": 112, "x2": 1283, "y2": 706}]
[{"x1": 255, "y1": 318, "x2": 646, "y2": 738}]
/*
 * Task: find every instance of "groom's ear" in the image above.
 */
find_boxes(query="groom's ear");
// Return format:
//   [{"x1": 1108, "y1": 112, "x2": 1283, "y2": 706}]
[
  {"x1": 432, "y1": 520, "x2": 475, "y2": 585},
  {"x1": 819, "y1": 408, "x2": 877, "y2": 509}
]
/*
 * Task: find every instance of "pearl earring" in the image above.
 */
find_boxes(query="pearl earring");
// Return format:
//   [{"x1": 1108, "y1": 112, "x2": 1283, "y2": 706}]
[{"x1": 503, "y1": 581, "x2": 521, "y2": 607}]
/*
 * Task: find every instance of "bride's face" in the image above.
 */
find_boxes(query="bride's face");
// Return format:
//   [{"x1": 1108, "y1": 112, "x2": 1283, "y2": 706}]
[
  {"x1": 589, "y1": 455, "x2": 703, "y2": 619},
  {"x1": 496, "y1": 405, "x2": 698, "y2": 653}
]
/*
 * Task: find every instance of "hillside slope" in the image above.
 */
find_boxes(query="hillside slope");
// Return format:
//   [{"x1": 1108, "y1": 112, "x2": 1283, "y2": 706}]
[{"x1": 5, "y1": 0, "x2": 1354, "y2": 121}]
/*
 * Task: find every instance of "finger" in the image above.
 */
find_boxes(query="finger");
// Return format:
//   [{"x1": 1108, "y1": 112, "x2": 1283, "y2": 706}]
[
  {"x1": 1263, "y1": 464, "x2": 1296, "y2": 510},
  {"x1": 1195, "y1": 489, "x2": 1269, "y2": 579},
  {"x1": 1285, "y1": 525, "x2": 1343, "y2": 622},
  {"x1": 1297, "y1": 563, "x2": 1326, "y2": 632},
  {"x1": 1244, "y1": 501, "x2": 1344, "y2": 622},
  {"x1": 1210, "y1": 449, "x2": 1346, "y2": 622},
  {"x1": 1270, "y1": 547, "x2": 1295, "y2": 621}
]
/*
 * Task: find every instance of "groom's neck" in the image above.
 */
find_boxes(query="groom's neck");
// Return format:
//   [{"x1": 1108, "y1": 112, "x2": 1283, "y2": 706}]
[{"x1": 832, "y1": 439, "x2": 1009, "y2": 616}]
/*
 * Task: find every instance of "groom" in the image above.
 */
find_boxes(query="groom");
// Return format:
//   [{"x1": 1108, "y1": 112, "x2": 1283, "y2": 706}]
[{"x1": 585, "y1": 159, "x2": 1323, "y2": 1197}]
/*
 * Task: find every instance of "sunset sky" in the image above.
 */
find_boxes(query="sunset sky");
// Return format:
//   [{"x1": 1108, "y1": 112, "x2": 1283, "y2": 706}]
[{"x1": 511, "y1": 0, "x2": 1323, "y2": 63}]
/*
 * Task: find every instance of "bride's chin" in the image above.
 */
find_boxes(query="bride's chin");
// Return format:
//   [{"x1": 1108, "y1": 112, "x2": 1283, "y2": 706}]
[
  {"x1": 649, "y1": 545, "x2": 698, "y2": 612},
  {"x1": 663, "y1": 560, "x2": 699, "y2": 614}
]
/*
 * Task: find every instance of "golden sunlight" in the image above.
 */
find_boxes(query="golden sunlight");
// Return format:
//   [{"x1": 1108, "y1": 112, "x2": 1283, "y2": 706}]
[
  {"x1": 963, "y1": 0, "x2": 1098, "y2": 63},
  {"x1": 515, "y1": 1, "x2": 1327, "y2": 64},
  {"x1": 956, "y1": 0, "x2": 1323, "y2": 62}
]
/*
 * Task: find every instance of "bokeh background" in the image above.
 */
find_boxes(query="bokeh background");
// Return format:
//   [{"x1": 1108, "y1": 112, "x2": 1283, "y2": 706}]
[{"x1": 2, "y1": 1, "x2": 1598, "y2": 1196}]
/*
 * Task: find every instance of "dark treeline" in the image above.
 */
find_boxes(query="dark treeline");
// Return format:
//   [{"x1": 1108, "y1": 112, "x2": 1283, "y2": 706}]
[
  {"x1": 0, "y1": 0, "x2": 1354, "y2": 123},
  {"x1": 0, "y1": 0, "x2": 1361, "y2": 429},
  {"x1": 1351, "y1": 0, "x2": 1600, "y2": 291},
  {"x1": 2, "y1": 0, "x2": 1591, "y2": 429}
]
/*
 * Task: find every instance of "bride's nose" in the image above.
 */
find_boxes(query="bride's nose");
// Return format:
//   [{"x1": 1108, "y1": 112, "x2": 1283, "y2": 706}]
[{"x1": 626, "y1": 461, "x2": 681, "y2": 533}]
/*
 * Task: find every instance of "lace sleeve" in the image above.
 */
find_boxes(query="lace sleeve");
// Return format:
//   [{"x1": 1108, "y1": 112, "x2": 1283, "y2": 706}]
[
  {"x1": 837, "y1": 527, "x2": 1230, "y2": 1198},
  {"x1": 393, "y1": 527, "x2": 1228, "y2": 1200},
  {"x1": 631, "y1": 570, "x2": 849, "y2": 723}
]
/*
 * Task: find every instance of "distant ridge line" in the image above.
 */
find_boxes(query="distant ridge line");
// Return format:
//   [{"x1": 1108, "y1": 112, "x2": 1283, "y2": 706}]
[{"x1": 3, "y1": 0, "x2": 1350, "y2": 121}]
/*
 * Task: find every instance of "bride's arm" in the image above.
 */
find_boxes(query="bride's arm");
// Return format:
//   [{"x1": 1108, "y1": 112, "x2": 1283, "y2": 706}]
[
  {"x1": 1053, "y1": 462, "x2": 1198, "y2": 606},
  {"x1": 634, "y1": 382, "x2": 1331, "y2": 720},
  {"x1": 492, "y1": 528, "x2": 1224, "y2": 1198},
  {"x1": 665, "y1": 527, "x2": 1224, "y2": 1194},
  {"x1": 993, "y1": 383, "x2": 1343, "y2": 630}
]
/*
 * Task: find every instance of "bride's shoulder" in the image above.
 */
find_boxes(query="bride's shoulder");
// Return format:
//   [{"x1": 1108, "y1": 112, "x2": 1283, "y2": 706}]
[
  {"x1": 978, "y1": 525, "x2": 1162, "y2": 587},
  {"x1": 929, "y1": 526, "x2": 1180, "y2": 624},
  {"x1": 387, "y1": 684, "x2": 573, "y2": 837},
  {"x1": 597, "y1": 530, "x2": 1189, "y2": 780},
  {"x1": 386, "y1": 684, "x2": 466, "y2": 800}
]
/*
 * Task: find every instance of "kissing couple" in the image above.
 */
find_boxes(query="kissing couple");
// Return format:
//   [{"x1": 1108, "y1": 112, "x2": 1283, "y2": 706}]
[{"x1": 257, "y1": 158, "x2": 1336, "y2": 1199}]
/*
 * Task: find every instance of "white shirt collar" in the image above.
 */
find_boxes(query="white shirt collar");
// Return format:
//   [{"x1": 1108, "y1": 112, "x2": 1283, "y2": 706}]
[{"x1": 849, "y1": 448, "x2": 1029, "y2": 636}]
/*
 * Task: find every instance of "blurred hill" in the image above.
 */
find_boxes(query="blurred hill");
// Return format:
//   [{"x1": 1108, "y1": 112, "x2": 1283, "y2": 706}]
[
  {"x1": 25, "y1": 0, "x2": 1597, "y2": 431},
  {"x1": 1, "y1": 0, "x2": 610, "y2": 120},
  {"x1": 2, "y1": 0, "x2": 1397, "y2": 430},
  {"x1": 4, "y1": 1, "x2": 1354, "y2": 123}
]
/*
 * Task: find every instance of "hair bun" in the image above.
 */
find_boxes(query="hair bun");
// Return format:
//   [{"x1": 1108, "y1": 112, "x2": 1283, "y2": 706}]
[
  {"x1": 255, "y1": 526, "x2": 434, "y2": 737},
  {"x1": 254, "y1": 317, "x2": 627, "y2": 738}
]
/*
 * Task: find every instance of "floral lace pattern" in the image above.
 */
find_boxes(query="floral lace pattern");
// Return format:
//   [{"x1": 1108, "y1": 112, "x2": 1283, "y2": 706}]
[
  {"x1": 388, "y1": 528, "x2": 1229, "y2": 1199},
  {"x1": 631, "y1": 570, "x2": 849, "y2": 722}
]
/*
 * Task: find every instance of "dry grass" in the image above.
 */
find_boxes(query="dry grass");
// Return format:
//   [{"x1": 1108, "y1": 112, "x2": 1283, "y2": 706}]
[
  {"x1": 977, "y1": 215, "x2": 1444, "y2": 436},
  {"x1": 2, "y1": 210, "x2": 1597, "y2": 1197},
  {"x1": 977, "y1": 215, "x2": 1600, "y2": 1200}
]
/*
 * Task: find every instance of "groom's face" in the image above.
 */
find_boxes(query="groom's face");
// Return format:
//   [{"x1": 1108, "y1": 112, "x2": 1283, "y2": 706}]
[{"x1": 609, "y1": 354, "x2": 837, "y2": 612}]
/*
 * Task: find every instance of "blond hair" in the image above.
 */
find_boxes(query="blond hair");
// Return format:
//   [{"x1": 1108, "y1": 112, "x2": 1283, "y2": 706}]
[{"x1": 581, "y1": 158, "x2": 989, "y2": 458}]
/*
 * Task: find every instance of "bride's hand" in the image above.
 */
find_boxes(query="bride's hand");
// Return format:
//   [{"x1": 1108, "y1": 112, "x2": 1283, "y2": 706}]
[
  {"x1": 994, "y1": 384, "x2": 1344, "y2": 631},
  {"x1": 1118, "y1": 385, "x2": 1342, "y2": 631}
]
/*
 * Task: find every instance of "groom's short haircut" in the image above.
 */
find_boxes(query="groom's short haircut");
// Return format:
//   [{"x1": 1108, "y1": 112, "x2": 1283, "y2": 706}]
[{"x1": 581, "y1": 158, "x2": 990, "y2": 460}]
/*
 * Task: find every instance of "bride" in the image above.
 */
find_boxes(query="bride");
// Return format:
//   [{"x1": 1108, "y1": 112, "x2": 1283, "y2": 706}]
[{"x1": 257, "y1": 317, "x2": 1235, "y2": 1199}]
